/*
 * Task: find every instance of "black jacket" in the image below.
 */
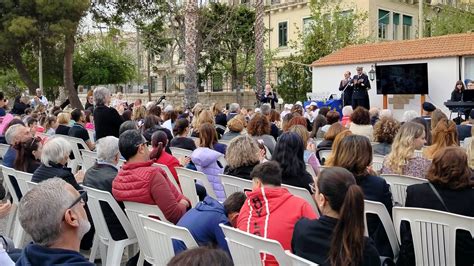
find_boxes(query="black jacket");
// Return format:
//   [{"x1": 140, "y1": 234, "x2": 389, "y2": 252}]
[
  {"x1": 397, "y1": 183, "x2": 474, "y2": 266},
  {"x1": 170, "y1": 137, "x2": 197, "y2": 151},
  {"x1": 11, "y1": 97, "x2": 29, "y2": 115},
  {"x1": 224, "y1": 164, "x2": 258, "y2": 181},
  {"x1": 55, "y1": 124, "x2": 71, "y2": 136},
  {"x1": 32, "y1": 162, "x2": 81, "y2": 190},
  {"x1": 93, "y1": 105, "x2": 123, "y2": 140},
  {"x1": 83, "y1": 163, "x2": 127, "y2": 241},
  {"x1": 292, "y1": 215, "x2": 381, "y2": 266}
]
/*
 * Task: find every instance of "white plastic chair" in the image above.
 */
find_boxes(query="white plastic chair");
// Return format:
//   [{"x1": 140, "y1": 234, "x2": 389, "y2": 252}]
[
  {"x1": 140, "y1": 214, "x2": 199, "y2": 265},
  {"x1": 381, "y1": 174, "x2": 427, "y2": 206},
  {"x1": 285, "y1": 250, "x2": 319, "y2": 266},
  {"x1": 364, "y1": 200, "x2": 400, "y2": 261},
  {"x1": 0, "y1": 166, "x2": 26, "y2": 247},
  {"x1": 372, "y1": 154, "x2": 385, "y2": 173},
  {"x1": 153, "y1": 163, "x2": 180, "y2": 191},
  {"x1": 318, "y1": 149, "x2": 332, "y2": 164},
  {"x1": 169, "y1": 147, "x2": 192, "y2": 159},
  {"x1": 220, "y1": 224, "x2": 292, "y2": 265},
  {"x1": 87, "y1": 130, "x2": 95, "y2": 143},
  {"x1": 117, "y1": 158, "x2": 126, "y2": 169},
  {"x1": 176, "y1": 167, "x2": 216, "y2": 207},
  {"x1": 81, "y1": 150, "x2": 98, "y2": 172},
  {"x1": 0, "y1": 143, "x2": 9, "y2": 159},
  {"x1": 217, "y1": 155, "x2": 227, "y2": 168},
  {"x1": 124, "y1": 201, "x2": 171, "y2": 265},
  {"x1": 83, "y1": 187, "x2": 138, "y2": 266},
  {"x1": 218, "y1": 139, "x2": 232, "y2": 146},
  {"x1": 26, "y1": 181, "x2": 38, "y2": 190},
  {"x1": 305, "y1": 164, "x2": 317, "y2": 179},
  {"x1": 282, "y1": 184, "x2": 319, "y2": 216},
  {"x1": 393, "y1": 207, "x2": 474, "y2": 266},
  {"x1": 218, "y1": 174, "x2": 253, "y2": 198},
  {"x1": 15, "y1": 171, "x2": 33, "y2": 196},
  {"x1": 62, "y1": 135, "x2": 90, "y2": 174}
]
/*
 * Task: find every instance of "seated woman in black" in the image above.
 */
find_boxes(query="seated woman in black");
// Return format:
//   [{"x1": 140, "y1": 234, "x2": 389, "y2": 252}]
[
  {"x1": 292, "y1": 167, "x2": 380, "y2": 265},
  {"x1": 398, "y1": 146, "x2": 474, "y2": 266},
  {"x1": 224, "y1": 135, "x2": 261, "y2": 180}
]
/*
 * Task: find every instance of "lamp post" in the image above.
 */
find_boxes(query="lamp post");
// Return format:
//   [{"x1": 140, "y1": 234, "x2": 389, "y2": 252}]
[{"x1": 368, "y1": 65, "x2": 376, "y2": 82}]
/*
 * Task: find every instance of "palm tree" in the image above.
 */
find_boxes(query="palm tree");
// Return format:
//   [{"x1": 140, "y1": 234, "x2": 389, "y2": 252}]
[
  {"x1": 254, "y1": 0, "x2": 265, "y2": 104},
  {"x1": 184, "y1": 0, "x2": 198, "y2": 109}
]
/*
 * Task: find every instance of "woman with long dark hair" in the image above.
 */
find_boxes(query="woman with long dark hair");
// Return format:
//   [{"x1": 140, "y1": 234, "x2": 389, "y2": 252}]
[
  {"x1": 14, "y1": 137, "x2": 42, "y2": 173},
  {"x1": 170, "y1": 118, "x2": 197, "y2": 151},
  {"x1": 450, "y1": 80, "x2": 466, "y2": 102},
  {"x1": 292, "y1": 167, "x2": 380, "y2": 265},
  {"x1": 271, "y1": 132, "x2": 313, "y2": 192}
]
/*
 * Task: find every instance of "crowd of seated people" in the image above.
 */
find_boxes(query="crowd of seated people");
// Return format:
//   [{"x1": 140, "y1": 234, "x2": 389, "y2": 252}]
[{"x1": 0, "y1": 87, "x2": 472, "y2": 266}]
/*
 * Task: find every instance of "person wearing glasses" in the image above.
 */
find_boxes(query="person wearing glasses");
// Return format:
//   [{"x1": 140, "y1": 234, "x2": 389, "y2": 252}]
[
  {"x1": 112, "y1": 129, "x2": 191, "y2": 224},
  {"x1": 16, "y1": 178, "x2": 93, "y2": 265},
  {"x1": 13, "y1": 137, "x2": 42, "y2": 173}
]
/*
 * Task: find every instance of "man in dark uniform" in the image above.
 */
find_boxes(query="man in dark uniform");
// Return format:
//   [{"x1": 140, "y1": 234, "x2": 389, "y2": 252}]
[{"x1": 352, "y1": 66, "x2": 371, "y2": 110}]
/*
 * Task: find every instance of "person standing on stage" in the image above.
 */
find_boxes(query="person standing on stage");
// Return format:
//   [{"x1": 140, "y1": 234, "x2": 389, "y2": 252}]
[
  {"x1": 339, "y1": 71, "x2": 353, "y2": 107},
  {"x1": 260, "y1": 84, "x2": 279, "y2": 109},
  {"x1": 352, "y1": 66, "x2": 371, "y2": 110}
]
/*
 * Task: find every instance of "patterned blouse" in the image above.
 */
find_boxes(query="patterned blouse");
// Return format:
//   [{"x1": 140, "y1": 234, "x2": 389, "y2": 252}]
[{"x1": 381, "y1": 157, "x2": 431, "y2": 178}]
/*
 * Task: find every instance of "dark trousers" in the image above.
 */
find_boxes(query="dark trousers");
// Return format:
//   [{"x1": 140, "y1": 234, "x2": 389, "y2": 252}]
[{"x1": 352, "y1": 98, "x2": 370, "y2": 110}]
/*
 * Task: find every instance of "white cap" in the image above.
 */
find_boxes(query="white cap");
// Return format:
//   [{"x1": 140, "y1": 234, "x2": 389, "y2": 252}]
[
  {"x1": 309, "y1": 102, "x2": 318, "y2": 107},
  {"x1": 295, "y1": 101, "x2": 302, "y2": 106},
  {"x1": 164, "y1": 105, "x2": 174, "y2": 112}
]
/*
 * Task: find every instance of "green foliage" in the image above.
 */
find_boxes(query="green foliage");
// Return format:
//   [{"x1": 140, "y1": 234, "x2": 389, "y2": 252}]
[
  {"x1": 197, "y1": 3, "x2": 256, "y2": 90},
  {"x1": 74, "y1": 37, "x2": 137, "y2": 86},
  {"x1": 276, "y1": 0, "x2": 367, "y2": 103},
  {"x1": 0, "y1": 69, "x2": 24, "y2": 99},
  {"x1": 427, "y1": 4, "x2": 474, "y2": 36}
]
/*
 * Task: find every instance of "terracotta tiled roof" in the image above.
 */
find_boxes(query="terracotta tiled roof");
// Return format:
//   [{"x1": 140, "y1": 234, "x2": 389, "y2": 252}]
[{"x1": 312, "y1": 33, "x2": 474, "y2": 67}]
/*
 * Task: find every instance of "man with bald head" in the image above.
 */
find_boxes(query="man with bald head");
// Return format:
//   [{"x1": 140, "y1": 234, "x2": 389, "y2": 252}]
[{"x1": 16, "y1": 178, "x2": 93, "y2": 265}]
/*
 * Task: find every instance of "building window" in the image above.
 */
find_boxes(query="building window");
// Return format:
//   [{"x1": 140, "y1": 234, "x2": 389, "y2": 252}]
[
  {"x1": 378, "y1": 9, "x2": 389, "y2": 40},
  {"x1": 162, "y1": 76, "x2": 168, "y2": 93},
  {"x1": 393, "y1": 13, "x2": 400, "y2": 40},
  {"x1": 278, "y1": 21, "x2": 288, "y2": 47},
  {"x1": 465, "y1": 57, "x2": 474, "y2": 81},
  {"x1": 403, "y1": 15, "x2": 412, "y2": 40},
  {"x1": 302, "y1": 17, "x2": 314, "y2": 37}
]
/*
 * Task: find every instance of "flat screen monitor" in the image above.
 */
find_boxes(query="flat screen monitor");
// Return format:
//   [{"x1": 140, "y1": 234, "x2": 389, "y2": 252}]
[{"x1": 376, "y1": 63, "x2": 428, "y2": 95}]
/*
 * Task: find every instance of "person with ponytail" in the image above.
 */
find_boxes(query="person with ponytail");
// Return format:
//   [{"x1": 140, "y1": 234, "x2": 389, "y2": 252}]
[
  {"x1": 292, "y1": 167, "x2": 380, "y2": 265},
  {"x1": 14, "y1": 136, "x2": 42, "y2": 173},
  {"x1": 150, "y1": 131, "x2": 184, "y2": 186}
]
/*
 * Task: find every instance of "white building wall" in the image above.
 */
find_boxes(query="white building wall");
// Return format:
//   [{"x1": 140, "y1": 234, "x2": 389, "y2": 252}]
[{"x1": 312, "y1": 57, "x2": 460, "y2": 121}]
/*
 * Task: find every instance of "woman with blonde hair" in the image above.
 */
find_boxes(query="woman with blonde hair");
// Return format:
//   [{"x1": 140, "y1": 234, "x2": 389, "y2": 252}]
[
  {"x1": 191, "y1": 110, "x2": 215, "y2": 137},
  {"x1": 423, "y1": 118, "x2": 458, "y2": 160},
  {"x1": 221, "y1": 117, "x2": 244, "y2": 141},
  {"x1": 289, "y1": 125, "x2": 321, "y2": 176},
  {"x1": 430, "y1": 109, "x2": 448, "y2": 131},
  {"x1": 132, "y1": 105, "x2": 146, "y2": 121},
  {"x1": 223, "y1": 135, "x2": 262, "y2": 180},
  {"x1": 324, "y1": 130, "x2": 352, "y2": 166},
  {"x1": 381, "y1": 122, "x2": 431, "y2": 178},
  {"x1": 55, "y1": 112, "x2": 71, "y2": 135}
]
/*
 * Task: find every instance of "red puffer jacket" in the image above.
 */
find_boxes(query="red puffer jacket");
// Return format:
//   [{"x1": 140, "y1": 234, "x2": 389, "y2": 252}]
[
  {"x1": 237, "y1": 187, "x2": 317, "y2": 266},
  {"x1": 112, "y1": 160, "x2": 189, "y2": 224}
]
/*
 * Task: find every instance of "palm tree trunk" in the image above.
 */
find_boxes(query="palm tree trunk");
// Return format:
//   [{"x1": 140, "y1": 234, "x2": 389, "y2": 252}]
[
  {"x1": 184, "y1": 0, "x2": 198, "y2": 109},
  {"x1": 254, "y1": 0, "x2": 265, "y2": 104},
  {"x1": 64, "y1": 31, "x2": 83, "y2": 110}
]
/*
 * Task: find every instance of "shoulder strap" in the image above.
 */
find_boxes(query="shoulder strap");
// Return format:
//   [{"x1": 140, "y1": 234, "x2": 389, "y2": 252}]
[{"x1": 428, "y1": 182, "x2": 450, "y2": 212}]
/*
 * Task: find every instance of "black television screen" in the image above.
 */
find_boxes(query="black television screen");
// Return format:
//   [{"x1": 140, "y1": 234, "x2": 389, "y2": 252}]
[{"x1": 376, "y1": 63, "x2": 428, "y2": 95}]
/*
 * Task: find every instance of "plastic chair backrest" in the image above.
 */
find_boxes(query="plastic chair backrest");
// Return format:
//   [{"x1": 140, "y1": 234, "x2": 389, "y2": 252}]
[
  {"x1": 176, "y1": 167, "x2": 216, "y2": 202},
  {"x1": 218, "y1": 139, "x2": 231, "y2": 146},
  {"x1": 218, "y1": 174, "x2": 253, "y2": 198},
  {"x1": 393, "y1": 207, "x2": 474, "y2": 266},
  {"x1": 0, "y1": 143, "x2": 9, "y2": 159},
  {"x1": 281, "y1": 184, "x2": 319, "y2": 216},
  {"x1": 83, "y1": 187, "x2": 136, "y2": 243},
  {"x1": 153, "y1": 163, "x2": 180, "y2": 191},
  {"x1": 117, "y1": 159, "x2": 125, "y2": 169},
  {"x1": 1, "y1": 166, "x2": 20, "y2": 204},
  {"x1": 372, "y1": 154, "x2": 385, "y2": 173},
  {"x1": 364, "y1": 200, "x2": 400, "y2": 260},
  {"x1": 15, "y1": 171, "x2": 33, "y2": 196},
  {"x1": 87, "y1": 130, "x2": 95, "y2": 143},
  {"x1": 81, "y1": 150, "x2": 97, "y2": 172},
  {"x1": 220, "y1": 224, "x2": 291, "y2": 265},
  {"x1": 305, "y1": 164, "x2": 317, "y2": 179},
  {"x1": 169, "y1": 147, "x2": 192, "y2": 159},
  {"x1": 217, "y1": 155, "x2": 227, "y2": 168},
  {"x1": 26, "y1": 181, "x2": 37, "y2": 190},
  {"x1": 59, "y1": 135, "x2": 86, "y2": 173},
  {"x1": 318, "y1": 150, "x2": 332, "y2": 163},
  {"x1": 124, "y1": 201, "x2": 170, "y2": 264},
  {"x1": 140, "y1": 214, "x2": 198, "y2": 265},
  {"x1": 284, "y1": 250, "x2": 319, "y2": 266},
  {"x1": 381, "y1": 174, "x2": 427, "y2": 206}
]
